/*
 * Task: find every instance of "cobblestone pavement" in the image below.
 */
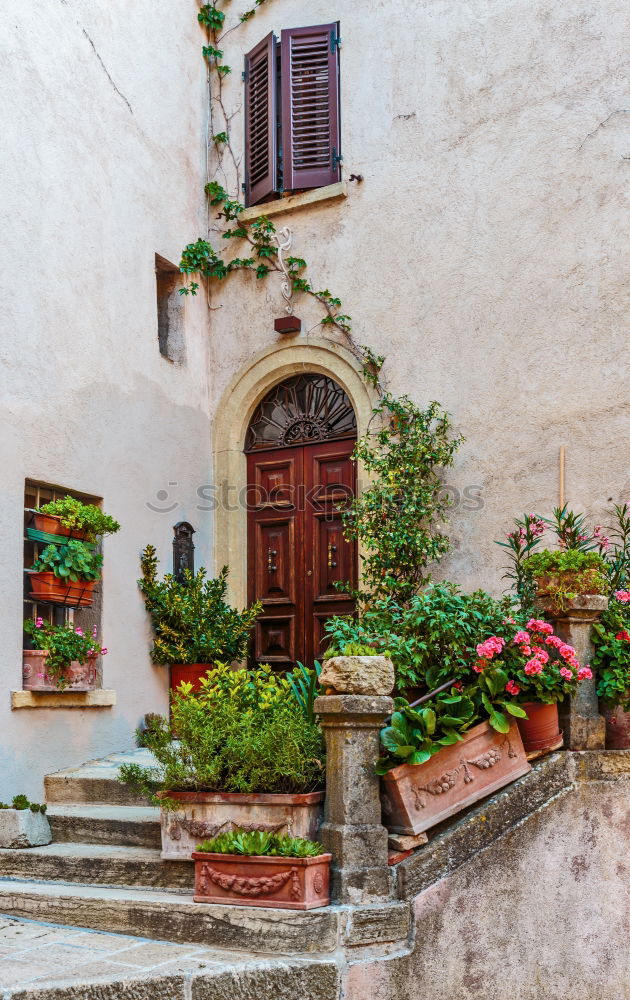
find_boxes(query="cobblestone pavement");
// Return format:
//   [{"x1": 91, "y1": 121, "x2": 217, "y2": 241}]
[{"x1": 0, "y1": 913, "x2": 252, "y2": 995}]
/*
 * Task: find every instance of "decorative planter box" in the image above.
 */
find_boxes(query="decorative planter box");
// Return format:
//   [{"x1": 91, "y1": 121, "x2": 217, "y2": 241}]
[
  {"x1": 159, "y1": 790, "x2": 325, "y2": 861},
  {"x1": 22, "y1": 650, "x2": 98, "y2": 691},
  {"x1": 0, "y1": 809, "x2": 51, "y2": 849},
  {"x1": 380, "y1": 720, "x2": 531, "y2": 835},
  {"x1": 191, "y1": 851, "x2": 331, "y2": 910},
  {"x1": 27, "y1": 571, "x2": 96, "y2": 607}
]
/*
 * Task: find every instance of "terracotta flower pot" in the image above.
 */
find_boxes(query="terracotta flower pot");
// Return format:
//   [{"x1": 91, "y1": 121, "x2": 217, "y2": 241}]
[
  {"x1": 192, "y1": 850, "x2": 331, "y2": 910},
  {"x1": 170, "y1": 664, "x2": 212, "y2": 695},
  {"x1": 158, "y1": 790, "x2": 325, "y2": 861},
  {"x1": 22, "y1": 650, "x2": 98, "y2": 691},
  {"x1": 516, "y1": 702, "x2": 562, "y2": 753},
  {"x1": 602, "y1": 699, "x2": 630, "y2": 750},
  {"x1": 380, "y1": 720, "x2": 531, "y2": 836},
  {"x1": 32, "y1": 513, "x2": 87, "y2": 541},
  {"x1": 27, "y1": 571, "x2": 96, "y2": 607}
]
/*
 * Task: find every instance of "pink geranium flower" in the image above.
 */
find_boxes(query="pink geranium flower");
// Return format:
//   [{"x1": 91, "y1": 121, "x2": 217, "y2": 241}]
[
  {"x1": 577, "y1": 666, "x2": 593, "y2": 681},
  {"x1": 614, "y1": 590, "x2": 630, "y2": 603},
  {"x1": 526, "y1": 619, "x2": 554, "y2": 635},
  {"x1": 505, "y1": 680, "x2": 521, "y2": 695},
  {"x1": 524, "y1": 658, "x2": 544, "y2": 676},
  {"x1": 513, "y1": 631, "x2": 531, "y2": 645},
  {"x1": 559, "y1": 666, "x2": 574, "y2": 680}
]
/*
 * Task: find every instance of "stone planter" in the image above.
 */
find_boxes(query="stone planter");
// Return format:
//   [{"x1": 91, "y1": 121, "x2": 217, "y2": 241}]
[
  {"x1": 0, "y1": 809, "x2": 51, "y2": 849},
  {"x1": 517, "y1": 702, "x2": 562, "y2": 753},
  {"x1": 380, "y1": 720, "x2": 531, "y2": 836},
  {"x1": 159, "y1": 790, "x2": 325, "y2": 861},
  {"x1": 192, "y1": 850, "x2": 331, "y2": 910},
  {"x1": 22, "y1": 650, "x2": 98, "y2": 691},
  {"x1": 602, "y1": 700, "x2": 630, "y2": 750},
  {"x1": 27, "y1": 571, "x2": 96, "y2": 607}
]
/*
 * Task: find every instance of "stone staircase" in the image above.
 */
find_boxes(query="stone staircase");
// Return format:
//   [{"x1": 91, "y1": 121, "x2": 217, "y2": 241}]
[{"x1": 0, "y1": 750, "x2": 410, "y2": 958}]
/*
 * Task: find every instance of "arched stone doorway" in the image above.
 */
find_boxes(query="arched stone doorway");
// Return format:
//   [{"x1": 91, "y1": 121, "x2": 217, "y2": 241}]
[
  {"x1": 245, "y1": 373, "x2": 357, "y2": 668},
  {"x1": 211, "y1": 338, "x2": 377, "y2": 653}
]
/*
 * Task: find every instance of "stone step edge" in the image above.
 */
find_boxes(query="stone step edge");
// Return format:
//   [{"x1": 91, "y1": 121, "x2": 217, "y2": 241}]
[{"x1": 0, "y1": 879, "x2": 410, "y2": 954}]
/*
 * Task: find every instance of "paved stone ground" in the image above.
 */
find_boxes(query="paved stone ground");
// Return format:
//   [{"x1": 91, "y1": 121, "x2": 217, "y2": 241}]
[{"x1": 0, "y1": 913, "x2": 255, "y2": 996}]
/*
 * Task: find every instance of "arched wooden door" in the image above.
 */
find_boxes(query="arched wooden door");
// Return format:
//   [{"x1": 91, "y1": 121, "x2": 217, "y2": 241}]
[{"x1": 245, "y1": 374, "x2": 357, "y2": 669}]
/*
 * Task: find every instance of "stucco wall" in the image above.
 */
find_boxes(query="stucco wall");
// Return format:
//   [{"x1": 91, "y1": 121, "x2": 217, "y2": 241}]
[
  {"x1": 0, "y1": 1, "x2": 212, "y2": 797},
  {"x1": 345, "y1": 775, "x2": 630, "y2": 999},
  {"x1": 208, "y1": 0, "x2": 630, "y2": 591}
]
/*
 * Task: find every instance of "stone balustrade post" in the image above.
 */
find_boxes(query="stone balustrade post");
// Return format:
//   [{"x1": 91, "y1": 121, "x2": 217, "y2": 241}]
[
  {"x1": 314, "y1": 694, "x2": 394, "y2": 905},
  {"x1": 537, "y1": 595, "x2": 607, "y2": 750}
]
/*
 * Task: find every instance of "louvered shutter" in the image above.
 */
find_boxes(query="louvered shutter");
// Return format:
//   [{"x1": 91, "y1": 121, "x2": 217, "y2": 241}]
[
  {"x1": 244, "y1": 32, "x2": 278, "y2": 207},
  {"x1": 280, "y1": 23, "x2": 341, "y2": 192}
]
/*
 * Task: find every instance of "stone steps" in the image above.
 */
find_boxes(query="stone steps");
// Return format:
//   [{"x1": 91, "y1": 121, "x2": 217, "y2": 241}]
[
  {"x1": 0, "y1": 842, "x2": 193, "y2": 892},
  {"x1": 44, "y1": 749, "x2": 156, "y2": 806},
  {"x1": 47, "y1": 803, "x2": 161, "y2": 848},
  {"x1": 0, "y1": 878, "x2": 410, "y2": 955}
]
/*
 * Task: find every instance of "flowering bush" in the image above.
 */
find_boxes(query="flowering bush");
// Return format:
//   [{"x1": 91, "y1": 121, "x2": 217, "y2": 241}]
[
  {"x1": 23, "y1": 618, "x2": 107, "y2": 690},
  {"x1": 593, "y1": 592, "x2": 630, "y2": 711},
  {"x1": 473, "y1": 618, "x2": 591, "y2": 706}
]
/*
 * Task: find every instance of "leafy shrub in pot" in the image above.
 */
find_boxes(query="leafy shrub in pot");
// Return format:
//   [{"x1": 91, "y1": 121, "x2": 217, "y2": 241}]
[
  {"x1": 23, "y1": 618, "x2": 107, "y2": 691},
  {"x1": 35, "y1": 497, "x2": 120, "y2": 542}
]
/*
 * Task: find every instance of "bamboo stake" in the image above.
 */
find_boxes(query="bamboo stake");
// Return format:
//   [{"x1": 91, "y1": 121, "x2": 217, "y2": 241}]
[{"x1": 559, "y1": 446, "x2": 566, "y2": 508}]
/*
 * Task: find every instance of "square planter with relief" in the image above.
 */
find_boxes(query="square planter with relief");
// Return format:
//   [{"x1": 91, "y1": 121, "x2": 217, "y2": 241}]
[{"x1": 192, "y1": 851, "x2": 331, "y2": 910}]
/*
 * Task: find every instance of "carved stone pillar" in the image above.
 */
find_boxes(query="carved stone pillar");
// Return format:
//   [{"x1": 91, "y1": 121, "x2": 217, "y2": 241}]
[
  {"x1": 314, "y1": 694, "x2": 393, "y2": 905},
  {"x1": 537, "y1": 595, "x2": 607, "y2": 750}
]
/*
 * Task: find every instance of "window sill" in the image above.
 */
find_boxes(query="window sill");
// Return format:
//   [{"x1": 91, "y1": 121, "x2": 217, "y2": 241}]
[
  {"x1": 11, "y1": 689, "x2": 117, "y2": 710},
  {"x1": 239, "y1": 181, "x2": 348, "y2": 222}
]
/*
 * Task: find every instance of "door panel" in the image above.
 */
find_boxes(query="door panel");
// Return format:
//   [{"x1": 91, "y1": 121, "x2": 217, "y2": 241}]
[{"x1": 247, "y1": 438, "x2": 356, "y2": 669}]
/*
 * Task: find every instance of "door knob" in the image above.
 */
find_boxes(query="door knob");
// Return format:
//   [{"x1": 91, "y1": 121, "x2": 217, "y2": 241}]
[
  {"x1": 267, "y1": 548, "x2": 277, "y2": 573},
  {"x1": 327, "y1": 543, "x2": 337, "y2": 569},
  {"x1": 307, "y1": 569, "x2": 313, "y2": 577}
]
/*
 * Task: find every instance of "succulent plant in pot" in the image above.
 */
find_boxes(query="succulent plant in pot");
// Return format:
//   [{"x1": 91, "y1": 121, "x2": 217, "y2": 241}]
[{"x1": 192, "y1": 830, "x2": 331, "y2": 910}]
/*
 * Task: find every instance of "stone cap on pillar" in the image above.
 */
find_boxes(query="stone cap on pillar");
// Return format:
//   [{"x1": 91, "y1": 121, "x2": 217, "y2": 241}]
[
  {"x1": 536, "y1": 594, "x2": 608, "y2": 624},
  {"x1": 314, "y1": 694, "x2": 394, "y2": 729}
]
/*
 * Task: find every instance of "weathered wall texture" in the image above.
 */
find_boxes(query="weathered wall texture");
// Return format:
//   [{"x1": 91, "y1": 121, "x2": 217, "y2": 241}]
[
  {"x1": 208, "y1": 0, "x2": 630, "y2": 592},
  {"x1": 1, "y1": 0, "x2": 629, "y2": 794},
  {"x1": 346, "y1": 773, "x2": 630, "y2": 999},
  {"x1": 0, "y1": 1, "x2": 211, "y2": 797}
]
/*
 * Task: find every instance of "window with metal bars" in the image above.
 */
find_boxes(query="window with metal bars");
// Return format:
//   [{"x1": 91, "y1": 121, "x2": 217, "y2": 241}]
[
  {"x1": 23, "y1": 481, "x2": 102, "y2": 677},
  {"x1": 244, "y1": 22, "x2": 341, "y2": 208}
]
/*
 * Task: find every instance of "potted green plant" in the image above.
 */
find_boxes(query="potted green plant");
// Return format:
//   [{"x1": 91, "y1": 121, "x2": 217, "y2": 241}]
[
  {"x1": 0, "y1": 795, "x2": 50, "y2": 849},
  {"x1": 138, "y1": 545, "x2": 261, "y2": 691},
  {"x1": 31, "y1": 496, "x2": 120, "y2": 542},
  {"x1": 23, "y1": 619, "x2": 107, "y2": 691},
  {"x1": 119, "y1": 661, "x2": 325, "y2": 860},
  {"x1": 594, "y1": 590, "x2": 630, "y2": 749},
  {"x1": 192, "y1": 830, "x2": 330, "y2": 910},
  {"x1": 26, "y1": 539, "x2": 103, "y2": 607},
  {"x1": 377, "y1": 684, "x2": 531, "y2": 836}
]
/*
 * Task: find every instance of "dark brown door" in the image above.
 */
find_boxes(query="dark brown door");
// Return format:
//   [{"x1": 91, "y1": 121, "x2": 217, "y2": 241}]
[{"x1": 247, "y1": 438, "x2": 356, "y2": 669}]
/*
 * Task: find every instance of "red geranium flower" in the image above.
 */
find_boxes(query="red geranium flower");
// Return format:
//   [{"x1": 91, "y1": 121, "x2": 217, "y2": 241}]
[{"x1": 615, "y1": 630, "x2": 630, "y2": 642}]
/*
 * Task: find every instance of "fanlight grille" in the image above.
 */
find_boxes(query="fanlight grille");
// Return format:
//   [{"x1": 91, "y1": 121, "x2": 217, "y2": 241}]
[{"x1": 245, "y1": 374, "x2": 356, "y2": 452}]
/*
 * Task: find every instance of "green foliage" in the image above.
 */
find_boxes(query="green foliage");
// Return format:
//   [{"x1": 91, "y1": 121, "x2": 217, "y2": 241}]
[
  {"x1": 138, "y1": 545, "x2": 261, "y2": 664},
  {"x1": 198, "y1": 5, "x2": 225, "y2": 30},
  {"x1": 342, "y1": 397, "x2": 463, "y2": 605},
  {"x1": 118, "y1": 662, "x2": 325, "y2": 797},
  {"x1": 31, "y1": 540, "x2": 102, "y2": 582},
  {"x1": 23, "y1": 619, "x2": 106, "y2": 690},
  {"x1": 545, "y1": 505, "x2": 597, "y2": 552},
  {"x1": 212, "y1": 131, "x2": 228, "y2": 144},
  {"x1": 0, "y1": 795, "x2": 46, "y2": 813},
  {"x1": 325, "y1": 583, "x2": 516, "y2": 693},
  {"x1": 524, "y1": 550, "x2": 608, "y2": 611},
  {"x1": 287, "y1": 661, "x2": 322, "y2": 724},
  {"x1": 495, "y1": 514, "x2": 545, "y2": 614},
  {"x1": 601, "y1": 503, "x2": 630, "y2": 593},
  {"x1": 376, "y1": 689, "x2": 478, "y2": 774},
  {"x1": 197, "y1": 830, "x2": 324, "y2": 857},
  {"x1": 322, "y1": 642, "x2": 379, "y2": 659},
  {"x1": 593, "y1": 597, "x2": 630, "y2": 710},
  {"x1": 37, "y1": 496, "x2": 120, "y2": 541}
]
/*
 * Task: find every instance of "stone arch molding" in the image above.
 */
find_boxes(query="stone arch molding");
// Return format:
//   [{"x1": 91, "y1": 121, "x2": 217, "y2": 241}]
[{"x1": 212, "y1": 336, "x2": 376, "y2": 607}]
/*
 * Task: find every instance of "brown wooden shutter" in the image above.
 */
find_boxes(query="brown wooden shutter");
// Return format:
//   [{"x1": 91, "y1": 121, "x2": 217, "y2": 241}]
[
  {"x1": 280, "y1": 23, "x2": 341, "y2": 192},
  {"x1": 244, "y1": 32, "x2": 278, "y2": 207}
]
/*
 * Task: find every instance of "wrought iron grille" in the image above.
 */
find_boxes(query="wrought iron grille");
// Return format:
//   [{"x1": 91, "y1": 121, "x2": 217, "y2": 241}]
[{"x1": 245, "y1": 374, "x2": 356, "y2": 451}]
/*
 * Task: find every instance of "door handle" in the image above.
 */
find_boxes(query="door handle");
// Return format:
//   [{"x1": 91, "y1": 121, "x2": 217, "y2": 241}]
[
  {"x1": 327, "y1": 543, "x2": 337, "y2": 569},
  {"x1": 267, "y1": 548, "x2": 277, "y2": 573}
]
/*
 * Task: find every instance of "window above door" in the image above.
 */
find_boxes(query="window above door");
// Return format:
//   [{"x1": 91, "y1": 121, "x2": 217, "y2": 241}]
[{"x1": 244, "y1": 22, "x2": 341, "y2": 208}]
